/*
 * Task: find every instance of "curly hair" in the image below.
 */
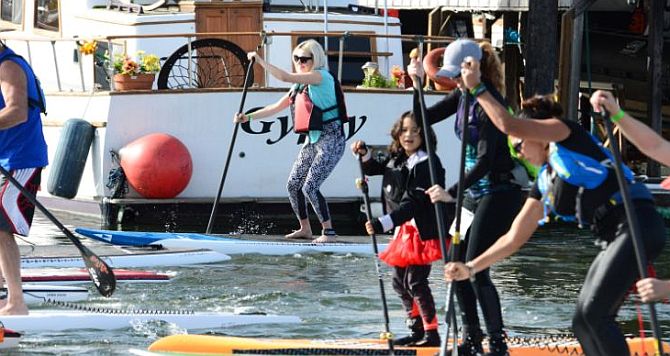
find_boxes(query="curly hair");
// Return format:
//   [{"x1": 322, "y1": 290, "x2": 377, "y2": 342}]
[
  {"x1": 479, "y1": 41, "x2": 504, "y2": 95},
  {"x1": 388, "y1": 111, "x2": 437, "y2": 158},
  {"x1": 518, "y1": 94, "x2": 563, "y2": 120}
]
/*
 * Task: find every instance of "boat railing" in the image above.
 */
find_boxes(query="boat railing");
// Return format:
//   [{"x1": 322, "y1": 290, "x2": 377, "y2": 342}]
[{"x1": 0, "y1": 31, "x2": 459, "y2": 93}]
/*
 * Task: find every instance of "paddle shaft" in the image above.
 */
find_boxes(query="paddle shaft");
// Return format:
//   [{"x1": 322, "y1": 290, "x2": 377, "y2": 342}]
[
  {"x1": 601, "y1": 112, "x2": 664, "y2": 355},
  {"x1": 412, "y1": 77, "x2": 459, "y2": 356},
  {"x1": 206, "y1": 57, "x2": 256, "y2": 234},
  {"x1": 437, "y1": 89, "x2": 470, "y2": 356},
  {"x1": 0, "y1": 165, "x2": 116, "y2": 297},
  {"x1": 356, "y1": 153, "x2": 394, "y2": 355}
]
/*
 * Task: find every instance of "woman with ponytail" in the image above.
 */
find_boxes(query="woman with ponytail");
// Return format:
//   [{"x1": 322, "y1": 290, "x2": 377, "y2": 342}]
[{"x1": 408, "y1": 39, "x2": 529, "y2": 355}]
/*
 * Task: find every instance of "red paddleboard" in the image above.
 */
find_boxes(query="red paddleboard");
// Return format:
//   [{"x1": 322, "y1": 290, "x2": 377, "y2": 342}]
[{"x1": 22, "y1": 268, "x2": 171, "y2": 285}]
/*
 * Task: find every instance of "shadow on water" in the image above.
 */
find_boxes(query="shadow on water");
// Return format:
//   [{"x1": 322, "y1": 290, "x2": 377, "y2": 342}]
[{"x1": 12, "y1": 210, "x2": 670, "y2": 354}]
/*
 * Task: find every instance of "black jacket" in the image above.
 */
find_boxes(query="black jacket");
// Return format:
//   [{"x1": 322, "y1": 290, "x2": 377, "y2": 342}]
[
  {"x1": 364, "y1": 152, "x2": 454, "y2": 241},
  {"x1": 413, "y1": 85, "x2": 516, "y2": 197}
]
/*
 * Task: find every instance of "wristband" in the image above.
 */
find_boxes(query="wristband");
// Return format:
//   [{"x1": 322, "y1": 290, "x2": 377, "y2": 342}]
[
  {"x1": 469, "y1": 83, "x2": 487, "y2": 97},
  {"x1": 610, "y1": 109, "x2": 625, "y2": 123}
]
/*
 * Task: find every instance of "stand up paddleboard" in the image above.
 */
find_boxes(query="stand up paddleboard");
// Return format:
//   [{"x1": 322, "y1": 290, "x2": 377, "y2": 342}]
[
  {"x1": 21, "y1": 249, "x2": 230, "y2": 269},
  {"x1": 76, "y1": 228, "x2": 387, "y2": 255},
  {"x1": 5, "y1": 284, "x2": 88, "y2": 305},
  {"x1": 148, "y1": 335, "x2": 670, "y2": 356},
  {"x1": 0, "y1": 310, "x2": 300, "y2": 332},
  {"x1": 22, "y1": 268, "x2": 171, "y2": 284}
]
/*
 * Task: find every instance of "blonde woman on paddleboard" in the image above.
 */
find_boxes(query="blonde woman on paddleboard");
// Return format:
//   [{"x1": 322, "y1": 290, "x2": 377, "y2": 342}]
[{"x1": 234, "y1": 40, "x2": 345, "y2": 243}]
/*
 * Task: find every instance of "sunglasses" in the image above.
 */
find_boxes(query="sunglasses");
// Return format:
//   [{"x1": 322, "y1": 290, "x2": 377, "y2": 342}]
[
  {"x1": 293, "y1": 55, "x2": 313, "y2": 64},
  {"x1": 512, "y1": 139, "x2": 524, "y2": 154}
]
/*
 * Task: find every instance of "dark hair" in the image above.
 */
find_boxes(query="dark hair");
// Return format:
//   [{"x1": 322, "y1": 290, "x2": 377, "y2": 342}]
[
  {"x1": 388, "y1": 111, "x2": 437, "y2": 158},
  {"x1": 518, "y1": 94, "x2": 563, "y2": 120}
]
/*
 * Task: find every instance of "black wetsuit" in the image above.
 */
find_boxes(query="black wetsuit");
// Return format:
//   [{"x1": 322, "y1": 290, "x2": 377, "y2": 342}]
[
  {"x1": 415, "y1": 86, "x2": 524, "y2": 341},
  {"x1": 529, "y1": 120, "x2": 666, "y2": 356}
]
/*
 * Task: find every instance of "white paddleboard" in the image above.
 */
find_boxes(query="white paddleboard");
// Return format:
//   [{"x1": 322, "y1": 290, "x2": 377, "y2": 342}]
[
  {"x1": 20, "y1": 250, "x2": 230, "y2": 269},
  {"x1": 154, "y1": 239, "x2": 384, "y2": 256},
  {"x1": 0, "y1": 309, "x2": 300, "y2": 332},
  {"x1": 5, "y1": 284, "x2": 89, "y2": 305}
]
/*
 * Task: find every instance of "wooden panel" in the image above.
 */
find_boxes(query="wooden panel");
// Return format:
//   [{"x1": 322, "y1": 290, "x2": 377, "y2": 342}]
[{"x1": 192, "y1": 2, "x2": 264, "y2": 86}]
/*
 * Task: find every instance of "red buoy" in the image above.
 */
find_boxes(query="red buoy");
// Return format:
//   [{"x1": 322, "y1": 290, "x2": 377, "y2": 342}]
[{"x1": 119, "y1": 133, "x2": 193, "y2": 199}]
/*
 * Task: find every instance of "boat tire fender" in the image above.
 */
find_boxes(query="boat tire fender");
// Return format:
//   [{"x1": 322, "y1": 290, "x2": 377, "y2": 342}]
[{"x1": 47, "y1": 119, "x2": 95, "y2": 199}]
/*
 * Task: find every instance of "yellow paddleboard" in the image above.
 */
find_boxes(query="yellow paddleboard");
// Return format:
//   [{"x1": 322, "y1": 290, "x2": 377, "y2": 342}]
[{"x1": 149, "y1": 334, "x2": 668, "y2": 355}]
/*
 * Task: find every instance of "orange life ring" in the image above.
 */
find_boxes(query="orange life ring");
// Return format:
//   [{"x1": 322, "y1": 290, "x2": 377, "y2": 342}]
[{"x1": 423, "y1": 47, "x2": 458, "y2": 91}]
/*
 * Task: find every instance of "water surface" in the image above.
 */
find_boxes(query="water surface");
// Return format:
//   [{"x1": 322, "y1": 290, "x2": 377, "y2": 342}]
[{"x1": 9, "y1": 212, "x2": 670, "y2": 355}]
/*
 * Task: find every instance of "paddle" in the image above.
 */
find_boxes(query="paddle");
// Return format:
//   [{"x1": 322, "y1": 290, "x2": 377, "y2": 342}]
[
  {"x1": 600, "y1": 111, "x2": 664, "y2": 355},
  {"x1": 438, "y1": 87, "x2": 471, "y2": 356},
  {"x1": 0, "y1": 166, "x2": 116, "y2": 297},
  {"x1": 355, "y1": 149, "x2": 394, "y2": 355},
  {"x1": 412, "y1": 76, "x2": 460, "y2": 356},
  {"x1": 206, "y1": 34, "x2": 265, "y2": 234}
]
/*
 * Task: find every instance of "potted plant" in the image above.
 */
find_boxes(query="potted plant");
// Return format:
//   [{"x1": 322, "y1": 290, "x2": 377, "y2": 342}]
[{"x1": 110, "y1": 50, "x2": 161, "y2": 91}]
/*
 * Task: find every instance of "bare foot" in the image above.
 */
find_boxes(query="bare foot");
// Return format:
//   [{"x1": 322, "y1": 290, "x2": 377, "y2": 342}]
[
  {"x1": 285, "y1": 229, "x2": 313, "y2": 240},
  {"x1": 312, "y1": 235, "x2": 337, "y2": 243},
  {"x1": 0, "y1": 303, "x2": 28, "y2": 315}
]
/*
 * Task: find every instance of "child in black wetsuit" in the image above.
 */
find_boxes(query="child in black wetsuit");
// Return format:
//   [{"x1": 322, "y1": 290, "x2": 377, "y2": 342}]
[{"x1": 352, "y1": 111, "x2": 454, "y2": 347}]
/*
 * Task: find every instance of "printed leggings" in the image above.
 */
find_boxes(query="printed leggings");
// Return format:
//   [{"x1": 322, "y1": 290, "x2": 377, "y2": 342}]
[
  {"x1": 393, "y1": 264, "x2": 438, "y2": 330},
  {"x1": 455, "y1": 188, "x2": 523, "y2": 337},
  {"x1": 287, "y1": 121, "x2": 345, "y2": 223},
  {"x1": 572, "y1": 200, "x2": 666, "y2": 356}
]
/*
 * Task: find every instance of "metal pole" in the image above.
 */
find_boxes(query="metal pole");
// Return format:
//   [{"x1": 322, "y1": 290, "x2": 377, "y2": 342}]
[
  {"x1": 383, "y1": 0, "x2": 389, "y2": 76},
  {"x1": 51, "y1": 41, "x2": 62, "y2": 91},
  {"x1": 337, "y1": 32, "x2": 348, "y2": 82},
  {"x1": 187, "y1": 37, "x2": 193, "y2": 88},
  {"x1": 323, "y1": 0, "x2": 329, "y2": 70},
  {"x1": 25, "y1": 41, "x2": 32, "y2": 65},
  {"x1": 107, "y1": 40, "x2": 115, "y2": 91},
  {"x1": 78, "y1": 47, "x2": 86, "y2": 92}
]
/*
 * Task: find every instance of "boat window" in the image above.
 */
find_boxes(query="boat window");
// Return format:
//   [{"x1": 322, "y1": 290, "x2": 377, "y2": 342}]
[
  {"x1": 34, "y1": 0, "x2": 58, "y2": 32},
  {"x1": 294, "y1": 34, "x2": 377, "y2": 86},
  {"x1": 1, "y1": 0, "x2": 23, "y2": 26}
]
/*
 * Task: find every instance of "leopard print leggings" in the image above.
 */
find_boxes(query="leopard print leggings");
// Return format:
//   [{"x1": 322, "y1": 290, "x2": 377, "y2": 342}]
[{"x1": 287, "y1": 121, "x2": 345, "y2": 223}]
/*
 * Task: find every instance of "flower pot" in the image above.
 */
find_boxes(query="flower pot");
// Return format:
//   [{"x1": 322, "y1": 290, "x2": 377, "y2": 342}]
[{"x1": 113, "y1": 73, "x2": 155, "y2": 91}]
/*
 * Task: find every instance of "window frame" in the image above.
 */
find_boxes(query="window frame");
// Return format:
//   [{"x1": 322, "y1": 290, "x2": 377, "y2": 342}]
[
  {"x1": 0, "y1": 0, "x2": 26, "y2": 31},
  {"x1": 32, "y1": 0, "x2": 61, "y2": 35}
]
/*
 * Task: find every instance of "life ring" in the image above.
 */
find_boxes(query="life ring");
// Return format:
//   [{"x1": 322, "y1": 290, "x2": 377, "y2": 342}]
[{"x1": 423, "y1": 47, "x2": 458, "y2": 91}]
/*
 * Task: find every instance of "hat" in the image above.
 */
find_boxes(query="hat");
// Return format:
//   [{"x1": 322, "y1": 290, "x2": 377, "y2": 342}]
[{"x1": 436, "y1": 39, "x2": 482, "y2": 79}]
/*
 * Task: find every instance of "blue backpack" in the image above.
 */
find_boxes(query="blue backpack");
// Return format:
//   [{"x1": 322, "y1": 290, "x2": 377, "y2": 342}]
[{"x1": 0, "y1": 49, "x2": 47, "y2": 115}]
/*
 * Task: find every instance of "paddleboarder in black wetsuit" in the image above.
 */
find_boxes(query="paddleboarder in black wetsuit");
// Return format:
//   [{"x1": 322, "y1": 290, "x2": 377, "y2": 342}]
[
  {"x1": 409, "y1": 39, "x2": 531, "y2": 356},
  {"x1": 590, "y1": 89, "x2": 670, "y2": 305},
  {"x1": 439, "y1": 59, "x2": 666, "y2": 356},
  {"x1": 355, "y1": 111, "x2": 454, "y2": 347}
]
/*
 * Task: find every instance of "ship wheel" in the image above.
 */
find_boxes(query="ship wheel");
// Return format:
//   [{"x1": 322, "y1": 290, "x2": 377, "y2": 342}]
[{"x1": 157, "y1": 38, "x2": 251, "y2": 89}]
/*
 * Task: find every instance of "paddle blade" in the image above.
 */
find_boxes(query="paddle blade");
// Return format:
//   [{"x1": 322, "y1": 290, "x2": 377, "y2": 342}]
[{"x1": 81, "y1": 248, "x2": 116, "y2": 297}]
